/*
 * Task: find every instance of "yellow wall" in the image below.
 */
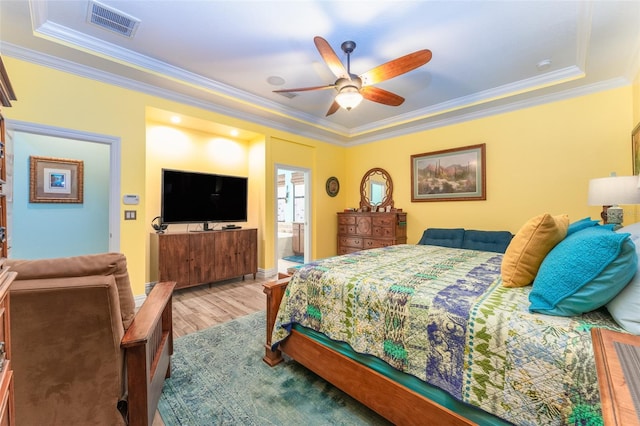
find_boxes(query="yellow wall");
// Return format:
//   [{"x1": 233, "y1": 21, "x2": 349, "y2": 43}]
[
  {"x1": 345, "y1": 87, "x2": 634, "y2": 243},
  {"x1": 265, "y1": 137, "x2": 346, "y2": 263},
  {"x1": 145, "y1": 121, "x2": 258, "y2": 280},
  {"x1": 634, "y1": 67, "x2": 640, "y2": 125},
  {"x1": 3, "y1": 55, "x2": 638, "y2": 295},
  {"x1": 0, "y1": 57, "x2": 347, "y2": 294},
  {"x1": 5, "y1": 58, "x2": 151, "y2": 292},
  {"x1": 145, "y1": 123, "x2": 347, "y2": 275}
]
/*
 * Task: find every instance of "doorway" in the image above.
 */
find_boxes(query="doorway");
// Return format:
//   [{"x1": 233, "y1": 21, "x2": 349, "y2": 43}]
[
  {"x1": 275, "y1": 165, "x2": 310, "y2": 276},
  {"x1": 6, "y1": 121, "x2": 120, "y2": 258}
]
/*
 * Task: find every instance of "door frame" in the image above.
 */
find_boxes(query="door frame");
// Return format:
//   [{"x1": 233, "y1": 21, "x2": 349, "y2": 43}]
[
  {"x1": 6, "y1": 119, "x2": 121, "y2": 252},
  {"x1": 274, "y1": 163, "x2": 311, "y2": 272}
]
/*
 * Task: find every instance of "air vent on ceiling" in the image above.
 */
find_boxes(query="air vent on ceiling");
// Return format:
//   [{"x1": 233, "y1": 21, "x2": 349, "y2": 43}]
[{"x1": 87, "y1": 0, "x2": 140, "y2": 38}]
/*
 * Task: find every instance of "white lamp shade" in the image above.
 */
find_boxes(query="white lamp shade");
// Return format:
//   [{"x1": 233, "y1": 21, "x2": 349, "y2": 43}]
[
  {"x1": 335, "y1": 86, "x2": 363, "y2": 110},
  {"x1": 588, "y1": 175, "x2": 640, "y2": 206}
]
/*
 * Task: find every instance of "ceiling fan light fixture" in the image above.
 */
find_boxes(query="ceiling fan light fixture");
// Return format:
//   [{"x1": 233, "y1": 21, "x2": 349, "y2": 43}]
[{"x1": 335, "y1": 86, "x2": 363, "y2": 111}]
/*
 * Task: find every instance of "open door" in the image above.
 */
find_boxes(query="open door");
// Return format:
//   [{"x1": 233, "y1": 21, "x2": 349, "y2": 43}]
[{"x1": 275, "y1": 166, "x2": 310, "y2": 276}]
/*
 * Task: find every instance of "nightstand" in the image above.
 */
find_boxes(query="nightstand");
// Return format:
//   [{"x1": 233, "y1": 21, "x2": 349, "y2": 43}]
[{"x1": 591, "y1": 328, "x2": 640, "y2": 425}]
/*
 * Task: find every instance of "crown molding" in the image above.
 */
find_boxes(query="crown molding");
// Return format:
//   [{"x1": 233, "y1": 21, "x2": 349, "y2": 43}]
[
  {"x1": 2, "y1": 44, "x2": 631, "y2": 148},
  {"x1": 13, "y1": 0, "x2": 637, "y2": 145},
  {"x1": 348, "y1": 76, "x2": 629, "y2": 146}
]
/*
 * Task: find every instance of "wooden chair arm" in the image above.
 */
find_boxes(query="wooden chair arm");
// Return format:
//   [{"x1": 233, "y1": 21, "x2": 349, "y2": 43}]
[
  {"x1": 121, "y1": 281, "x2": 176, "y2": 426},
  {"x1": 122, "y1": 281, "x2": 176, "y2": 348}
]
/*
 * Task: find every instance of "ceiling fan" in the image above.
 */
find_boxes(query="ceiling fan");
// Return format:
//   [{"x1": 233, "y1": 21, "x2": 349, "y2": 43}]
[{"x1": 274, "y1": 36, "x2": 432, "y2": 116}]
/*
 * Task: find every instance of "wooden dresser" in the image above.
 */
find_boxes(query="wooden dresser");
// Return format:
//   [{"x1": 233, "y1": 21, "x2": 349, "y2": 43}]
[
  {"x1": 0, "y1": 271, "x2": 15, "y2": 426},
  {"x1": 0, "y1": 54, "x2": 16, "y2": 426},
  {"x1": 337, "y1": 211, "x2": 407, "y2": 254},
  {"x1": 151, "y1": 228, "x2": 258, "y2": 290}
]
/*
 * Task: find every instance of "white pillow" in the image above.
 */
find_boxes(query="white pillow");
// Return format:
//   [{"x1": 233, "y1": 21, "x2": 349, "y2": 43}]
[
  {"x1": 617, "y1": 222, "x2": 640, "y2": 237},
  {"x1": 607, "y1": 223, "x2": 640, "y2": 334}
]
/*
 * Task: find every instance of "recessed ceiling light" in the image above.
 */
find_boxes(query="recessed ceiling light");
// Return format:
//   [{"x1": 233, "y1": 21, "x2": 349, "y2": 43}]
[
  {"x1": 230, "y1": 129, "x2": 239, "y2": 137},
  {"x1": 170, "y1": 116, "x2": 181, "y2": 124},
  {"x1": 536, "y1": 59, "x2": 552, "y2": 71},
  {"x1": 267, "y1": 76, "x2": 285, "y2": 86}
]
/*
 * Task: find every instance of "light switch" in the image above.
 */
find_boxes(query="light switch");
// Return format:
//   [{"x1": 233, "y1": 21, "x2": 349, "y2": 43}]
[{"x1": 124, "y1": 210, "x2": 137, "y2": 220}]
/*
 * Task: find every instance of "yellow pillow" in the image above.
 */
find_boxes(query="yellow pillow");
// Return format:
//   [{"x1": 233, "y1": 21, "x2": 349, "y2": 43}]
[{"x1": 501, "y1": 213, "x2": 569, "y2": 288}]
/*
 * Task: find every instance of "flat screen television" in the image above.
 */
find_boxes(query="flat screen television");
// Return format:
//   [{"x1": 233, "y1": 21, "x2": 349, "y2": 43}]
[{"x1": 161, "y1": 169, "x2": 248, "y2": 229}]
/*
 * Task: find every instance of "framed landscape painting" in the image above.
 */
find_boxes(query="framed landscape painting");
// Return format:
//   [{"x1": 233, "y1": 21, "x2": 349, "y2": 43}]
[{"x1": 411, "y1": 143, "x2": 486, "y2": 202}]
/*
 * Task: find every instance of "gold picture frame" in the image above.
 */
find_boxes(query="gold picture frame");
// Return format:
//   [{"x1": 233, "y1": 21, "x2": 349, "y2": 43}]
[
  {"x1": 325, "y1": 176, "x2": 340, "y2": 197},
  {"x1": 411, "y1": 143, "x2": 486, "y2": 202},
  {"x1": 29, "y1": 156, "x2": 84, "y2": 203}
]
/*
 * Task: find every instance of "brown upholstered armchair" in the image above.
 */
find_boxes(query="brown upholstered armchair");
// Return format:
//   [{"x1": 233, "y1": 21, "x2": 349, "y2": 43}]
[{"x1": 6, "y1": 253, "x2": 176, "y2": 426}]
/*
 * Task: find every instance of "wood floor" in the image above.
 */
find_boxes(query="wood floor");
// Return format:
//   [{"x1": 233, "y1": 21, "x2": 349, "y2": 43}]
[{"x1": 170, "y1": 274, "x2": 271, "y2": 338}]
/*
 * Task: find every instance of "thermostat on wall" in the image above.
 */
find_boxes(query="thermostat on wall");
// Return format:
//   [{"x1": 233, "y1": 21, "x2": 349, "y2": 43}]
[{"x1": 123, "y1": 194, "x2": 140, "y2": 205}]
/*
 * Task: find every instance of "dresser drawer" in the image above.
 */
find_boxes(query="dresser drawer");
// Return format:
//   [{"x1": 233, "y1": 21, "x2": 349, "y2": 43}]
[
  {"x1": 355, "y1": 217, "x2": 372, "y2": 235},
  {"x1": 339, "y1": 237, "x2": 364, "y2": 248},
  {"x1": 372, "y1": 215, "x2": 396, "y2": 227},
  {"x1": 338, "y1": 224, "x2": 358, "y2": 235},
  {"x1": 372, "y1": 226, "x2": 394, "y2": 238},
  {"x1": 338, "y1": 246, "x2": 362, "y2": 255},
  {"x1": 338, "y1": 215, "x2": 356, "y2": 225},
  {"x1": 364, "y1": 239, "x2": 396, "y2": 249}
]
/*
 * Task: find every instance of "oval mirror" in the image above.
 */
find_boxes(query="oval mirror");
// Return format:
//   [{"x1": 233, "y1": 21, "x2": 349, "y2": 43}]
[{"x1": 359, "y1": 168, "x2": 394, "y2": 210}]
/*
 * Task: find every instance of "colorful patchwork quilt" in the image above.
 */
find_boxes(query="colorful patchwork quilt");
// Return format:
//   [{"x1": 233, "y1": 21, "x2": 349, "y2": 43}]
[{"x1": 271, "y1": 244, "x2": 624, "y2": 426}]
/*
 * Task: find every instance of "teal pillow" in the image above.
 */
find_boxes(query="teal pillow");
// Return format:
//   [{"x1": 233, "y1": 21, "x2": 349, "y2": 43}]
[
  {"x1": 417, "y1": 228, "x2": 464, "y2": 248},
  {"x1": 529, "y1": 226, "x2": 637, "y2": 316},
  {"x1": 566, "y1": 217, "x2": 600, "y2": 236}
]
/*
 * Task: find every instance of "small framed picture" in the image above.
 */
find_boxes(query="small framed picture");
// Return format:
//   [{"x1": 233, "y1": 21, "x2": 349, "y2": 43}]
[
  {"x1": 325, "y1": 176, "x2": 340, "y2": 197},
  {"x1": 29, "y1": 156, "x2": 84, "y2": 203}
]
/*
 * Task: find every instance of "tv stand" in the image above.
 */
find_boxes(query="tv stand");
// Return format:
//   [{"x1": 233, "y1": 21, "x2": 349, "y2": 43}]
[{"x1": 151, "y1": 228, "x2": 258, "y2": 290}]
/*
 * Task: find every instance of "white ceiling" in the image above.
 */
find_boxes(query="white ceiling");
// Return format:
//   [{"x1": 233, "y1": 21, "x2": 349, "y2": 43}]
[{"x1": 1, "y1": 0, "x2": 639, "y2": 145}]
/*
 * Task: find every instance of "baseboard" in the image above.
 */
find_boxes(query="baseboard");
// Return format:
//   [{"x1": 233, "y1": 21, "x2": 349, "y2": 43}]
[
  {"x1": 258, "y1": 267, "x2": 276, "y2": 279},
  {"x1": 135, "y1": 292, "x2": 147, "y2": 308},
  {"x1": 138, "y1": 271, "x2": 276, "y2": 307}
]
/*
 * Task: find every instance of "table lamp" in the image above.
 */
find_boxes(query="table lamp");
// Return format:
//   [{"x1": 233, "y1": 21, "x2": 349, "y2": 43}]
[{"x1": 588, "y1": 174, "x2": 640, "y2": 229}]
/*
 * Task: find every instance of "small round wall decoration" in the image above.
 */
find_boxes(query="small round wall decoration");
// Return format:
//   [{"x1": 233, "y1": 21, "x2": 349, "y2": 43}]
[{"x1": 325, "y1": 176, "x2": 340, "y2": 197}]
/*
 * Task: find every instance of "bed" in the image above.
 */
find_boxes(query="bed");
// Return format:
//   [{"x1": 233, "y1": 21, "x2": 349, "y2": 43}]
[{"x1": 263, "y1": 217, "x2": 640, "y2": 425}]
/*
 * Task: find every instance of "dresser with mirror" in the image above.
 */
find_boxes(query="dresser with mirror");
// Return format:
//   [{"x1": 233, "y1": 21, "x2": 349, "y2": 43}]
[{"x1": 337, "y1": 168, "x2": 407, "y2": 254}]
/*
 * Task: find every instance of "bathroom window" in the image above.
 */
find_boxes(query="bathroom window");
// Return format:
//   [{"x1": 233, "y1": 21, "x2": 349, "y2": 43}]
[
  {"x1": 292, "y1": 172, "x2": 305, "y2": 223},
  {"x1": 277, "y1": 174, "x2": 286, "y2": 222}
]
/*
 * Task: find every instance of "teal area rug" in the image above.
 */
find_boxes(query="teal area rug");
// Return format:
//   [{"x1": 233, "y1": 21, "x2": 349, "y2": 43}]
[
  {"x1": 282, "y1": 255, "x2": 304, "y2": 264},
  {"x1": 158, "y1": 311, "x2": 391, "y2": 425}
]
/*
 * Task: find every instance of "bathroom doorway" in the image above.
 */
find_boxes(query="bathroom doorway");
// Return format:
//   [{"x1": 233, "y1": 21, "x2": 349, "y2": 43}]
[{"x1": 275, "y1": 165, "x2": 310, "y2": 276}]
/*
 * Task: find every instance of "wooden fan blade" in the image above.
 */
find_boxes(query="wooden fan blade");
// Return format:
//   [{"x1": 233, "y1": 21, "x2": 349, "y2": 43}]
[
  {"x1": 326, "y1": 100, "x2": 340, "y2": 116},
  {"x1": 360, "y1": 49, "x2": 432, "y2": 86},
  {"x1": 273, "y1": 84, "x2": 335, "y2": 93},
  {"x1": 314, "y1": 36, "x2": 349, "y2": 79},
  {"x1": 361, "y1": 86, "x2": 405, "y2": 106}
]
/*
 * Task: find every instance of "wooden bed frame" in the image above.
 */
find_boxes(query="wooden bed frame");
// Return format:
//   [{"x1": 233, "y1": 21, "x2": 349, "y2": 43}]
[{"x1": 263, "y1": 277, "x2": 478, "y2": 426}]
